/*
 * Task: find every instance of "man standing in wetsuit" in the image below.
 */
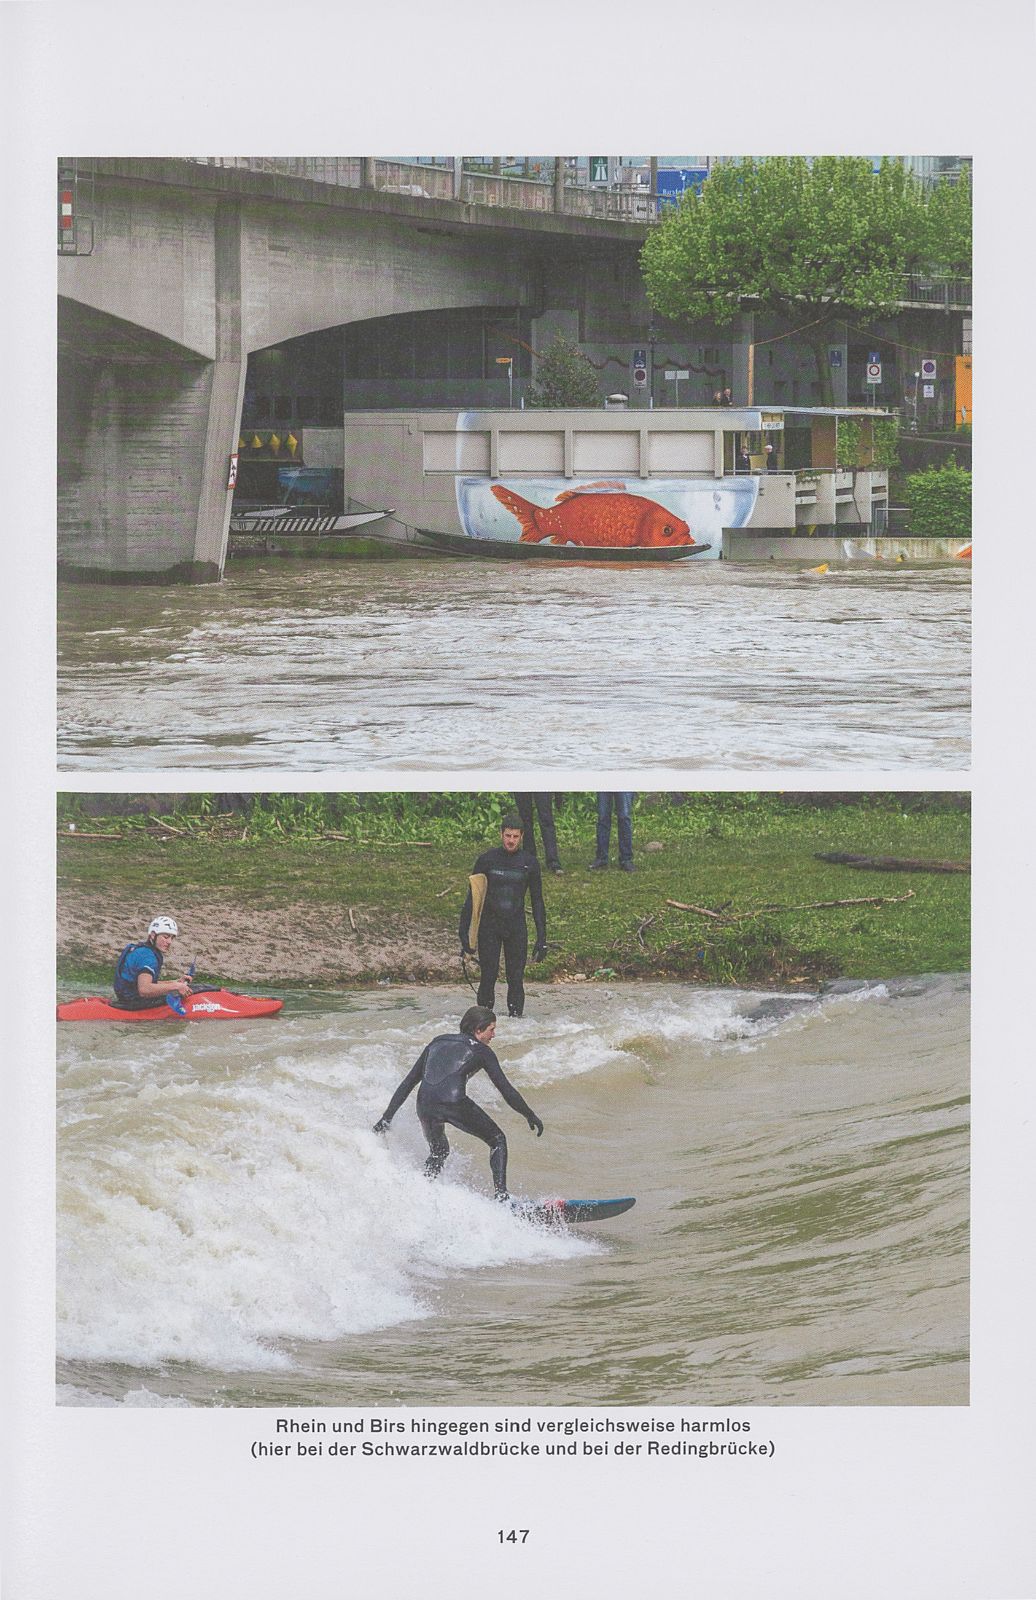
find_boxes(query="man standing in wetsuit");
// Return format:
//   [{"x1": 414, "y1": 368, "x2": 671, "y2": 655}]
[
  {"x1": 459, "y1": 815, "x2": 547, "y2": 1017},
  {"x1": 373, "y1": 1006, "x2": 544, "y2": 1199}
]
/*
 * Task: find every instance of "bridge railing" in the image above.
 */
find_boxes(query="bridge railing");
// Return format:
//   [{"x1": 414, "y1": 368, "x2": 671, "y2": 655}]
[
  {"x1": 86, "y1": 159, "x2": 973, "y2": 307},
  {"x1": 899, "y1": 272, "x2": 972, "y2": 310}
]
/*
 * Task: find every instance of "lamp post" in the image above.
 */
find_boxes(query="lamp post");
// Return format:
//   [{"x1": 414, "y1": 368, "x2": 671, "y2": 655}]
[
  {"x1": 495, "y1": 356, "x2": 514, "y2": 409},
  {"x1": 648, "y1": 322, "x2": 657, "y2": 411}
]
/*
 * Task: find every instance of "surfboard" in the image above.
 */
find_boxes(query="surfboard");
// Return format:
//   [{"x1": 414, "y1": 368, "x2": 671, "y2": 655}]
[{"x1": 517, "y1": 1196, "x2": 636, "y2": 1225}]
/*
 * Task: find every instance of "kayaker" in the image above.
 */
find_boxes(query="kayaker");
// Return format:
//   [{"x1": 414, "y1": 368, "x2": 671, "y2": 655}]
[
  {"x1": 373, "y1": 1006, "x2": 544, "y2": 1199},
  {"x1": 459, "y1": 815, "x2": 547, "y2": 1018},
  {"x1": 113, "y1": 916, "x2": 193, "y2": 1010}
]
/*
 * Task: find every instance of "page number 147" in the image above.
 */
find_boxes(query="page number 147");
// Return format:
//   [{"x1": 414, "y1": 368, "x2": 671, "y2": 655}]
[{"x1": 498, "y1": 1530, "x2": 530, "y2": 1544}]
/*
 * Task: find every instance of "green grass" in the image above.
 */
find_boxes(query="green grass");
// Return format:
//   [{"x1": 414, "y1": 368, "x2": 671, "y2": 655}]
[{"x1": 57, "y1": 793, "x2": 970, "y2": 989}]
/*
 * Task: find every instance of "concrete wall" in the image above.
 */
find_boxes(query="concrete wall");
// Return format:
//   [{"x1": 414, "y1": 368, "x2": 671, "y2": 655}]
[{"x1": 57, "y1": 300, "x2": 234, "y2": 580}]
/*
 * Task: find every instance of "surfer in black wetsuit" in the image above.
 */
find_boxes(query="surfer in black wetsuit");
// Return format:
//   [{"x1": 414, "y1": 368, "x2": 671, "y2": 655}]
[
  {"x1": 459, "y1": 815, "x2": 547, "y2": 1018},
  {"x1": 372, "y1": 1006, "x2": 544, "y2": 1198}
]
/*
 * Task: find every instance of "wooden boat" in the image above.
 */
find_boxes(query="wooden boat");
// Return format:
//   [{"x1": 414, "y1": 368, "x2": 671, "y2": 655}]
[{"x1": 416, "y1": 528, "x2": 712, "y2": 562}]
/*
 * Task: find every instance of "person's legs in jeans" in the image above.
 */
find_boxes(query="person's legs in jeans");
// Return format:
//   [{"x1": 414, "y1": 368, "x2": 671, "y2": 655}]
[{"x1": 616, "y1": 792, "x2": 634, "y2": 866}]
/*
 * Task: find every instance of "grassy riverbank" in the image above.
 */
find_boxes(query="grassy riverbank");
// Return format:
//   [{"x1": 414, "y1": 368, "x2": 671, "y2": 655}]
[{"x1": 56, "y1": 793, "x2": 970, "y2": 991}]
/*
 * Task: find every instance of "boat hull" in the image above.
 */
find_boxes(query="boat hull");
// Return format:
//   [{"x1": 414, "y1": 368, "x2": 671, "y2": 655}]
[
  {"x1": 418, "y1": 528, "x2": 711, "y2": 561},
  {"x1": 57, "y1": 990, "x2": 284, "y2": 1022}
]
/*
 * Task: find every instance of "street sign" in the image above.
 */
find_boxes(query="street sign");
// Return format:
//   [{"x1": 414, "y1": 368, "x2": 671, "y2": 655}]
[
  {"x1": 633, "y1": 366, "x2": 647, "y2": 388},
  {"x1": 866, "y1": 362, "x2": 882, "y2": 384},
  {"x1": 633, "y1": 348, "x2": 646, "y2": 367},
  {"x1": 589, "y1": 156, "x2": 609, "y2": 184},
  {"x1": 869, "y1": 351, "x2": 881, "y2": 363},
  {"x1": 921, "y1": 358, "x2": 937, "y2": 380},
  {"x1": 828, "y1": 348, "x2": 843, "y2": 368},
  {"x1": 665, "y1": 369, "x2": 689, "y2": 381},
  {"x1": 923, "y1": 384, "x2": 935, "y2": 399}
]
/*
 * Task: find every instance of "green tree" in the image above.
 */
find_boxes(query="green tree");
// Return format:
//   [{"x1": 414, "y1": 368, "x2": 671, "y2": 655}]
[
  {"x1": 527, "y1": 333, "x2": 601, "y2": 408},
  {"x1": 641, "y1": 157, "x2": 964, "y2": 405},
  {"x1": 923, "y1": 169, "x2": 971, "y2": 274}
]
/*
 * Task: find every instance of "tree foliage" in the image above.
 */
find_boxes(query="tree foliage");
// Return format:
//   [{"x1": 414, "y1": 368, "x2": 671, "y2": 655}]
[
  {"x1": 836, "y1": 419, "x2": 863, "y2": 469},
  {"x1": 640, "y1": 157, "x2": 971, "y2": 401},
  {"x1": 527, "y1": 333, "x2": 601, "y2": 408},
  {"x1": 902, "y1": 461, "x2": 971, "y2": 540},
  {"x1": 923, "y1": 169, "x2": 972, "y2": 274},
  {"x1": 872, "y1": 417, "x2": 900, "y2": 469}
]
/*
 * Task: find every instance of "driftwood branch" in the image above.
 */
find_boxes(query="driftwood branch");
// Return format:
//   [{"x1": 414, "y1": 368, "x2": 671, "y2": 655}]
[
  {"x1": 666, "y1": 891, "x2": 915, "y2": 922},
  {"x1": 815, "y1": 852, "x2": 970, "y2": 874},
  {"x1": 636, "y1": 915, "x2": 655, "y2": 948},
  {"x1": 348, "y1": 907, "x2": 358, "y2": 933},
  {"x1": 323, "y1": 834, "x2": 434, "y2": 847},
  {"x1": 666, "y1": 900, "x2": 725, "y2": 918}
]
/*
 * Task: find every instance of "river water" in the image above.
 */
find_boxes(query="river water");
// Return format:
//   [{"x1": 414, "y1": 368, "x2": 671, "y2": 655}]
[
  {"x1": 57, "y1": 559, "x2": 970, "y2": 771},
  {"x1": 57, "y1": 974, "x2": 969, "y2": 1408}
]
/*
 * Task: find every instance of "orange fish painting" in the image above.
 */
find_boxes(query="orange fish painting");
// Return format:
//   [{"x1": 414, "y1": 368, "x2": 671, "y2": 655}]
[{"x1": 490, "y1": 483, "x2": 695, "y2": 548}]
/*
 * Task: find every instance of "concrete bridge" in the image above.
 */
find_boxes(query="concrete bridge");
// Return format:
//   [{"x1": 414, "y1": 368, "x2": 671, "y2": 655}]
[
  {"x1": 58, "y1": 159, "x2": 649, "y2": 580},
  {"x1": 58, "y1": 158, "x2": 970, "y2": 582}
]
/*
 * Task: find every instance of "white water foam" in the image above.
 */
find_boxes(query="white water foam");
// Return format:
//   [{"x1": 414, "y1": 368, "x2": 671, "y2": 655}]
[{"x1": 58, "y1": 1039, "x2": 593, "y2": 1372}]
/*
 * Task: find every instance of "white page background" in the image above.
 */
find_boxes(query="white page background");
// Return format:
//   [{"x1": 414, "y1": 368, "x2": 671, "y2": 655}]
[{"x1": 4, "y1": 2, "x2": 1034, "y2": 1594}]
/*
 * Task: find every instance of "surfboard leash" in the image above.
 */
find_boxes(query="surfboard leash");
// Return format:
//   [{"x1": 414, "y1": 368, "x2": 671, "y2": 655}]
[{"x1": 460, "y1": 950, "x2": 481, "y2": 997}]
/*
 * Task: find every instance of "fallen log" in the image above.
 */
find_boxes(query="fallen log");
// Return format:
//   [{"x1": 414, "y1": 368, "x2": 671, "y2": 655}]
[{"x1": 815, "y1": 852, "x2": 969, "y2": 874}]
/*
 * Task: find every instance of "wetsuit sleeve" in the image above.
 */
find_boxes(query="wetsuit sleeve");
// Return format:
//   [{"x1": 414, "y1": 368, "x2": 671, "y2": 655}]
[
  {"x1": 528, "y1": 858, "x2": 547, "y2": 946},
  {"x1": 480, "y1": 1048, "x2": 537, "y2": 1121},
  {"x1": 380, "y1": 1049, "x2": 427, "y2": 1122}
]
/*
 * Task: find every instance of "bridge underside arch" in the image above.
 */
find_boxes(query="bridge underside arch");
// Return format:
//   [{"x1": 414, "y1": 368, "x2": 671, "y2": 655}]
[{"x1": 241, "y1": 303, "x2": 536, "y2": 436}]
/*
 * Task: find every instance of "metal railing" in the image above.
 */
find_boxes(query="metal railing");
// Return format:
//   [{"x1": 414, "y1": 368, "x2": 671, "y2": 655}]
[{"x1": 898, "y1": 272, "x2": 972, "y2": 310}]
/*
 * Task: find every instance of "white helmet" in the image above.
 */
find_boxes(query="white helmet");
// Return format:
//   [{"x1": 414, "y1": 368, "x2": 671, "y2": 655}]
[{"x1": 148, "y1": 916, "x2": 179, "y2": 937}]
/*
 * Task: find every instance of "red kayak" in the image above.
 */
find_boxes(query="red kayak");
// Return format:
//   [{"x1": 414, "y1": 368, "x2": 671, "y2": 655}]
[{"x1": 57, "y1": 990, "x2": 284, "y2": 1022}]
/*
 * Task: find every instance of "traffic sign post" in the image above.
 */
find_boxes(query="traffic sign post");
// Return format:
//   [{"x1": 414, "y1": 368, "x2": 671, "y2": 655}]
[
  {"x1": 664, "y1": 369, "x2": 690, "y2": 405},
  {"x1": 866, "y1": 361, "x2": 882, "y2": 385}
]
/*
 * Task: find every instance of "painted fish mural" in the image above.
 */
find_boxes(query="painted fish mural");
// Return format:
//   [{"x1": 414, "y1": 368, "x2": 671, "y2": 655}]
[{"x1": 490, "y1": 482, "x2": 695, "y2": 548}]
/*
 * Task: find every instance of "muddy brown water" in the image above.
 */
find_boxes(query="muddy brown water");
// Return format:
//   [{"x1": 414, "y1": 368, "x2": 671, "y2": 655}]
[
  {"x1": 57, "y1": 560, "x2": 970, "y2": 771},
  {"x1": 57, "y1": 975, "x2": 968, "y2": 1408}
]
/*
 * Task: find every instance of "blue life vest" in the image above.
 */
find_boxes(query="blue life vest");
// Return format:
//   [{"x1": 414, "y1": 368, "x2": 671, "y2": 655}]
[{"x1": 113, "y1": 941, "x2": 163, "y2": 1004}]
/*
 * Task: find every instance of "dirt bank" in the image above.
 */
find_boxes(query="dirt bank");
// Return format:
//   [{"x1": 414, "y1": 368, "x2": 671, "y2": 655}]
[{"x1": 57, "y1": 890, "x2": 458, "y2": 987}]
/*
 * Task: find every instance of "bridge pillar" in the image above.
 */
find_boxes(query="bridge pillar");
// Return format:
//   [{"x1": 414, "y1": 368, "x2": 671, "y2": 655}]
[{"x1": 57, "y1": 202, "x2": 244, "y2": 584}]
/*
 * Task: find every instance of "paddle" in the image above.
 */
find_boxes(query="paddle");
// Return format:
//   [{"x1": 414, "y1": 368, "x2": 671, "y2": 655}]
[{"x1": 166, "y1": 959, "x2": 197, "y2": 1017}]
